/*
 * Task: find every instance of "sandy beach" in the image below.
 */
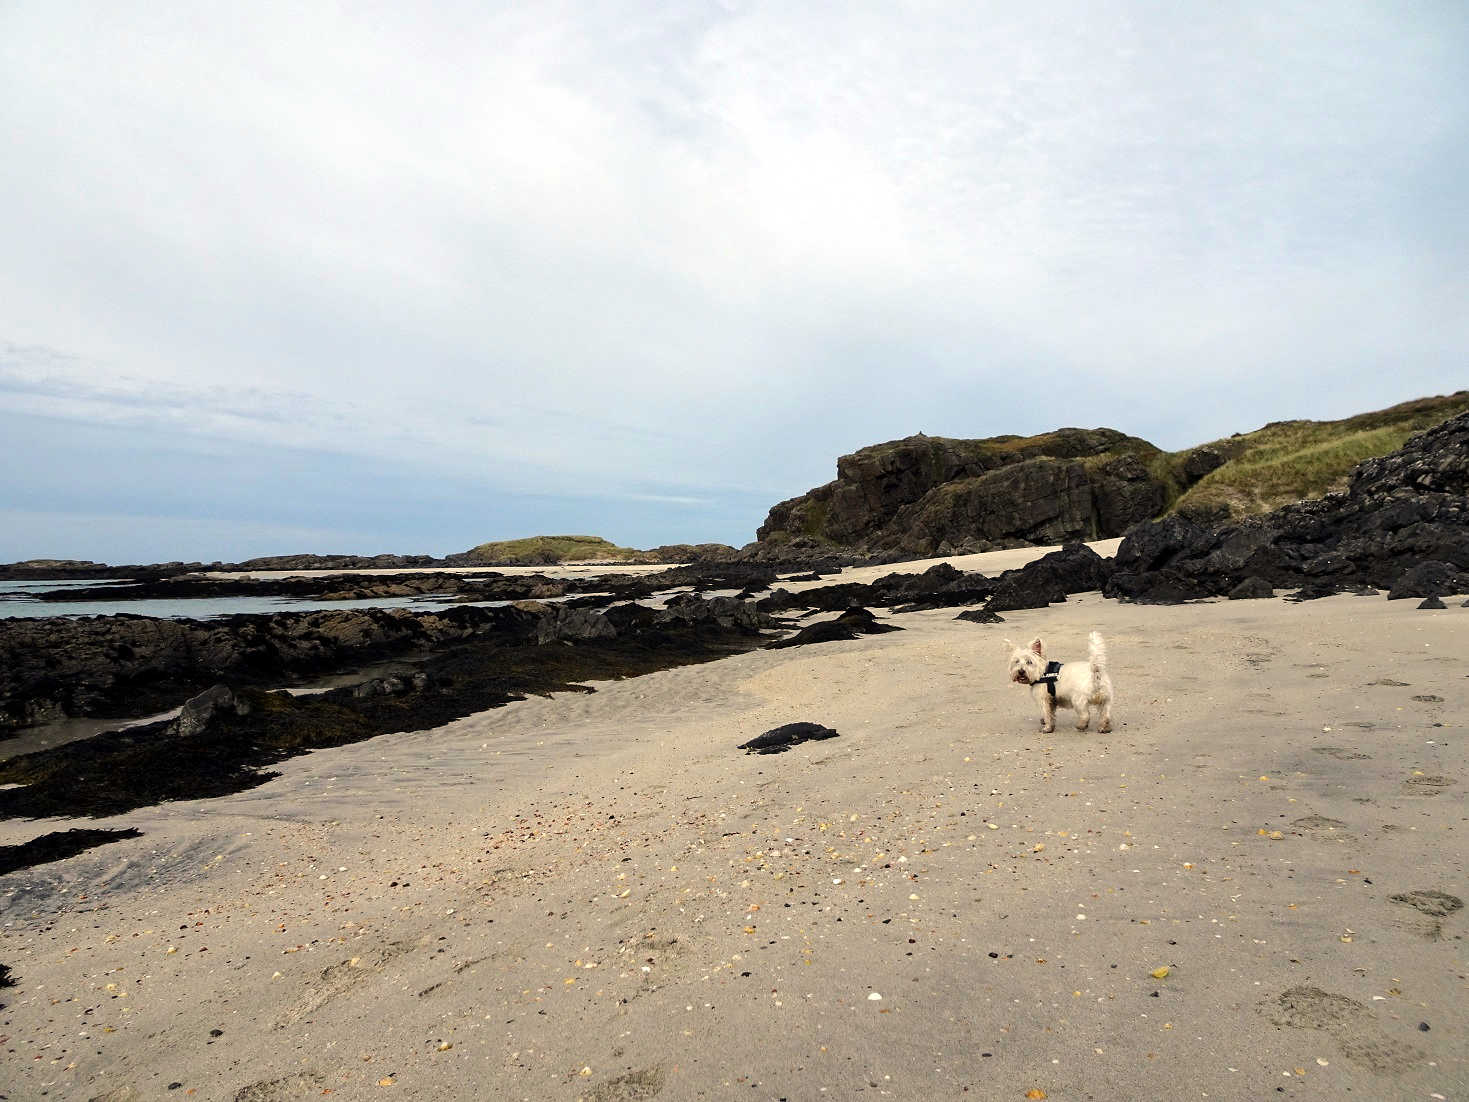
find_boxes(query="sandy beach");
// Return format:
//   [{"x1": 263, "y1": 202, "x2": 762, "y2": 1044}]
[{"x1": 2, "y1": 545, "x2": 1464, "y2": 1101}]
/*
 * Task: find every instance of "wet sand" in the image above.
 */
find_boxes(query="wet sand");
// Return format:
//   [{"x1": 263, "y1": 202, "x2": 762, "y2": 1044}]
[{"x1": 0, "y1": 547, "x2": 1464, "y2": 1101}]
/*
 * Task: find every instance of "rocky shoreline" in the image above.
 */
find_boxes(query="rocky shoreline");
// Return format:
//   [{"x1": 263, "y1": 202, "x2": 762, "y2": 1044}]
[
  {"x1": 1106, "y1": 409, "x2": 1469, "y2": 602},
  {"x1": 3, "y1": 411, "x2": 1465, "y2": 873},
  {"x1": 0, "y1": 590, "x2": 779, "y2": 870}
]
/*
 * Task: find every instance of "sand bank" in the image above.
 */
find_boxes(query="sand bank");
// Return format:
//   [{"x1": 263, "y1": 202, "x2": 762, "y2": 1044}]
[{"x1": 1, "y1": 551, "x2": 1463, "y2": 1100}]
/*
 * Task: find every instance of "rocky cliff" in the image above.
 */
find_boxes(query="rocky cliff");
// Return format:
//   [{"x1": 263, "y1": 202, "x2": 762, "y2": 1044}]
[
  {"x1": 757, "y1": 428, "x2": 1168, "y2": 556},
  {"x1": 753, "y1": 393, "x2": 1469, "y2": 557},
  {"x1": 1105, "y1": 409, "x2": 1469, "y2": 601}
]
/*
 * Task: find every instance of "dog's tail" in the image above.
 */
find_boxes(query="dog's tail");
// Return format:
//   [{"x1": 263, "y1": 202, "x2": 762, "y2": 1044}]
[{"x1": 1088, "y1": 631, "x2": 1108, "y2": 685}]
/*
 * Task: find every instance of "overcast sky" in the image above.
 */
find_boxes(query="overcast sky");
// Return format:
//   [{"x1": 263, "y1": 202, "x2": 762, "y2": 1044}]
[{"x1": 2, "y1": 2, "x2": 1466, "y2": 563}]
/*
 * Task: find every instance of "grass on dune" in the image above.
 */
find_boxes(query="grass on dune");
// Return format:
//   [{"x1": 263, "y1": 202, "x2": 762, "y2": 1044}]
[{"x1": 1168, "y1": 391, "x2": 1469, "y2": 518}]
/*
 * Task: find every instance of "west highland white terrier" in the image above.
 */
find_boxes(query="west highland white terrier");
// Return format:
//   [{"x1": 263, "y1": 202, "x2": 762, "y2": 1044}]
[{"x1": 1007, "y1": 632, "x2": 1114, "y2": 733}]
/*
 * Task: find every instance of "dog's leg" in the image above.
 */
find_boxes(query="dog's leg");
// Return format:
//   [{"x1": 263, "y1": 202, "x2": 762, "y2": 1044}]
[
  {"x1": 1098, "y1": 694, "x2": 1112, "y2": 733},
  {"x1": 1075, "y1": 703, "x2": 1090, "y2": 732},
  {"x1": 1040, "y1": 694, "x2": 1055, "y2": 734}
]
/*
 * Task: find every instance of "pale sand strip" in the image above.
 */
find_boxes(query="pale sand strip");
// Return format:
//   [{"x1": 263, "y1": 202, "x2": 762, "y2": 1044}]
[
  {"x1": 202, "y1": 537, "x2": 1123, "y2": 582},
  {"x1": 1, "y1": 578, "x2": 1464, "y2": 1100}
]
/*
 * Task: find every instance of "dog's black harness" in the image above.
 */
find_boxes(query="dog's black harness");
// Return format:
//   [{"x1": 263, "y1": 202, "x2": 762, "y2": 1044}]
[{"x1": 1035, "y1": 660, "x2": 1063, "y2": 699}]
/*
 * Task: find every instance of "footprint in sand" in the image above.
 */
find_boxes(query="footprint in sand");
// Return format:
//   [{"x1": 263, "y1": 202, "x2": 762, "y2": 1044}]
[
  {"x1": 1390, "y1": 889, "x2": 1464, "y2": 941},
  {"x1": 618, "y1": 932, "x2": 688, "y2": 1004},
  {"x1": 1291, "y1": 814, "x2": 1349, "y2": 835},
  {"x1": 1261, "y1": 986, "x2": 1421, "y2": 1072},
  {"x1": 1312, "y1": 746, "x2": 1371, "y2": 761},
  {"x1": 1402, "y1": 774, "x2": 1456, "y2": 796},
  {"x1": 232, "y1": 1072, "x2": 326, "y2": 1101},
  {"x1": 417, "y1": 942, "x2": 516, "y2": 997},
  {"x1": 582, "y1": 1066, "x2": 667, "y2": 1101},
  {"x1": 271, "y1": 939, "x2": 415, "y2": 1029}
]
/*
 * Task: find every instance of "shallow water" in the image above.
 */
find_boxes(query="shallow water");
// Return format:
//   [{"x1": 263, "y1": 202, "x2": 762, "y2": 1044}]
[{"x1": 0, "y1": 586, "x2": 526, "y2": 620}]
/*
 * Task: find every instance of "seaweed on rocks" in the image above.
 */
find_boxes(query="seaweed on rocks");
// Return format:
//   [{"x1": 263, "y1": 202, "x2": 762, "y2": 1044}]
[
  {"x1": 0, "y1": 606, "x2": 502, "y2": 729},
  {"x1": 0, "y1": 603, "x2": 769, "y2": 819}
]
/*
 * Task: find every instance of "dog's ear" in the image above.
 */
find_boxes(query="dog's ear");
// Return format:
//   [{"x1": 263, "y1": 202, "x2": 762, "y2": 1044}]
[{"x1": 1030, "y1": 638, "x2": 1044, "y2": 655}]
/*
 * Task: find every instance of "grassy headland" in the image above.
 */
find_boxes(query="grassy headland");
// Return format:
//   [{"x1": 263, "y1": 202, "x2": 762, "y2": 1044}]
[
  {"x1": 458, "y1": 534, "x2": 643, "y2": 565},
  {"x1": 1161, "y1": 391, "x2": 1469, "y2": 518}
]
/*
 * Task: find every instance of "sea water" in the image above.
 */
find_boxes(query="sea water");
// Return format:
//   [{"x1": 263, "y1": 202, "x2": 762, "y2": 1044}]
[{"x1": 0, "y1": 579, "x2": 504, "y2": 620}]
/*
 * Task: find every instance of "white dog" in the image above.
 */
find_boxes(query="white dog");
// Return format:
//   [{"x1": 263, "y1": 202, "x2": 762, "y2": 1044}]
[{"x1": 1007, "y1": 632, "x2": 1113, "y2": 733}]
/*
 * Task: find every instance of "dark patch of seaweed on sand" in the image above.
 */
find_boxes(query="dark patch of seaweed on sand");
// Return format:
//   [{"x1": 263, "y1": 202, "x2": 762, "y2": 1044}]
[
  {"x1": 1, "y1": 835, "x2": 233, "y2": 920},
  {"x1": 0, "y1": 827, "x2": 142, "y2": 876}
]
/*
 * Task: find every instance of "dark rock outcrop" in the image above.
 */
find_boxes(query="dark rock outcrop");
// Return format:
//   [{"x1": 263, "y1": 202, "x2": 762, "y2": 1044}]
[
  {"x1": 955, "y1": 608, "x2": 1006, "y2": 624},
  {"x1": 983, "y1": 542, "x2": 1115, "y2": 612},
  {"x1": 1285, "y1": 582, "x2": 1342, "y2": 602},
  {"x1": 0, "y1": 594, "x2": 776, "y2": 730},
  {"x1": 0, "y1": 599, "x2": 775, "y2": 819},
  {"x1": 758, "y1": 563, "x2": 995, "y2": 617},
  {"x1": 641, "y1": 543, "x2": 740, "y2": 563},
  {"x1": 1386, "y1": 561, "x2": 1468, "y2": 600},
  {"x1": 756, "y1": 429, "x2": 1166, "y2": 556},
  {"x1": 766, "y1": 607, "x2": 901, "y2": 649},
  {"x1": 171, "y1": 684, "x2": 250, "y2": 737},
  {"x1": 1003, "y1": 542, "x2": 1113, "y2": 594},
  {"x1": 658, "y1": 594, "x2": 766, "y2": 633},
  {"x1": 879, "y1": 563, "x2": 998, "y2": 612},
  {"x1": 1106, "y1": 412, "x2": 1469, "y2": 602},
  {"x1": 0, "y1": 607, "x2": 483, "y2": 728},
  {"x1": 986, "y1": 577, "x2": 1067, "y2": 613},
  {"x1": 233, "y1": 553, "x2": 438, "y2": 571},
  {"x1": 1228, "y1": 577, "x2": 1274, "y2": 600}
]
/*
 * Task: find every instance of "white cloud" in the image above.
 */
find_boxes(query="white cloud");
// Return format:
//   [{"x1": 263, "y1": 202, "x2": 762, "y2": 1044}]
[{"x1": 1, "y1": 2, "x2": 1466, "y2": 556}]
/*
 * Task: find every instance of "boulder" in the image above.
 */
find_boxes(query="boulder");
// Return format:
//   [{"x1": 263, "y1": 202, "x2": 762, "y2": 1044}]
[
  {"x1": 1387, "y1": 560, "x2": 1468, "y2": 600},
  {"x1": 171, "y1": 684, "x2": 249, "y2": 737},
  {"x1": 657, "y1": 594, "x2": 765, "y2": 632},
  {"x1": 1181, "y1": 445, "x2": 1227, "y2": 482},
  {"x1": 1003, "y1": 542, "x2": 1113, "y2": 594},
  {"x1": 1228, "y1": 577, "x2": 1274, "y2": 600},
  {"x1": 986, "y1": 578, "x2": 1067, "y2": 613},
  {"x1": 877, "y1": 562, "x2": 996, "y2": 611},
  {"x1": 528, "y1": 605, "x2": 618, "y2": 645},
  {"x1": 984, "y1": 542, "x2": 1114, "y2": 612},
  {"x1": 955, "y1": 608, "x2": 1006, "y2": 624},
  {"x1": 766, "y1": 607, "x2": 900, "y2": 649},
  {"x1": 1285, "y1": 582, "x2": 1341, "y2": 602}
]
